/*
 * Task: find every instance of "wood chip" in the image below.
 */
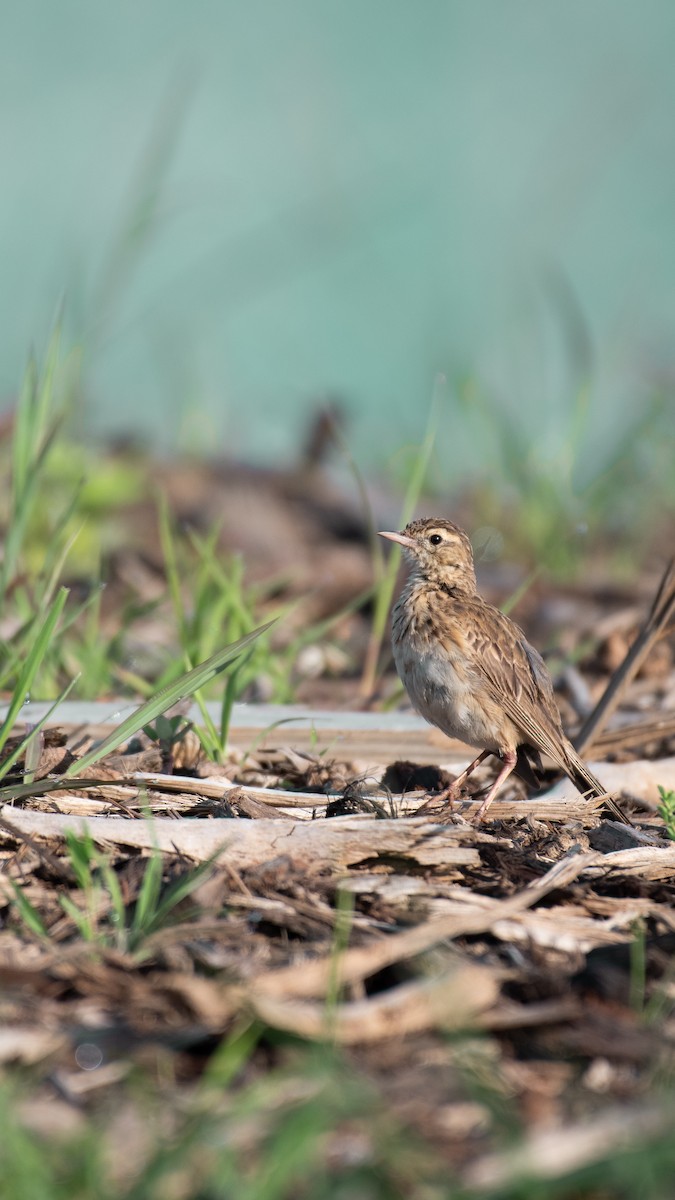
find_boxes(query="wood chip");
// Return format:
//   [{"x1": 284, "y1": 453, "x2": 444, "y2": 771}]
[
  {"x1": 0, "y1": 1027, "x2": 67, "y2": 1065},
  {"x1": 253, "y1": 852, "x2": 601, "y2": 1000},
  {"x1": 0, "y1": 808, "x2": 482, "y2": 872},
  {"x1": 582, "y1": 845, "x2": 675, "y2": 882},
  {"x1": 465, "y1": 1103, "x2": 671, "y2": 1190},
  {"x1": 250, "y1": 960, "x2": 499, "y2": 1043}
]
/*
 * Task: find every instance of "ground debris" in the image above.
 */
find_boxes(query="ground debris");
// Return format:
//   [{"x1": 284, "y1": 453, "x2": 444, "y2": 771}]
[{"x1": 1, "y1": 707, "x2": 675, "y2": 1187}]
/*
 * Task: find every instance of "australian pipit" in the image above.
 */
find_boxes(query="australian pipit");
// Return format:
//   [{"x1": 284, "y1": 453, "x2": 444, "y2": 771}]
[{"x1": 380, "y1": 518, "x2": 629, "y2": 823}]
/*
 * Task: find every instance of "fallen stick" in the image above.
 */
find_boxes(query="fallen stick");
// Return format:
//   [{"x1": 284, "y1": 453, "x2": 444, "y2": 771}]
[
  {"x1": 591, "y1": 713, "x2": 675, "y2": 755},
  {"x1": 0, "y1": 788, "x2": 608, "y2": 876},
  {"x1": 464, "y1": 1102, "x2": 671, "y2": 1191},
  {"x1": 133, "y1": 772, "x2": 340, "y2": 808},
  {"x1": 251, "y1": 960, "x2": 499, "y2": 1043},
  {"x1": 576, "y1": 558, "x2": 675, "y2": 755},
  {"x1": 252, "y1": 852, "x2": 601, "y2": 999},
  {"x1": 580, "y1": 844, "x2": 675, "y2": 882},
  {"x1": 0, "y1": 809, "x2": 483, "y2": 872}
]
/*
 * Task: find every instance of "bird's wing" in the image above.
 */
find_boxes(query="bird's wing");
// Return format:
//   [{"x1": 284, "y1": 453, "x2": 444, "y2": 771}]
[
  {"x1": 434, "y1": 595, "x2": 630, "y2": 822},
  {"x1": 455, "y1": 599, "x2": 571, "y2": 770},
  {"x1": 456, "y1": 599, "x2": 630, "y2": 822}
]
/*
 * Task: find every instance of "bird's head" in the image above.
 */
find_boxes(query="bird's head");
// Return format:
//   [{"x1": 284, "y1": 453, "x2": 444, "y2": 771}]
[{"x1": 378, "y1": 518, "x2": 477, "y2": 592}]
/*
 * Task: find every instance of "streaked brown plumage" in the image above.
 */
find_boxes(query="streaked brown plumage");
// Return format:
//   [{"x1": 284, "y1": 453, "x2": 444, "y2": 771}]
[{"x1": 380, "y1": 518, "x2": 629, "y2": 823}]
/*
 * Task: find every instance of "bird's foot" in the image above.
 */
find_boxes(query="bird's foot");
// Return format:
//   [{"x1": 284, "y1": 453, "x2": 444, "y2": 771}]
[
  {"x1": 471, "y1": 786, "x2": 498, "y2": 824},
  {"x1": 416, "y1": 800, "x2": 459, "y2": 825},
  {"x1": 416, "y1": 782, "x2": 461, "y2": 819}
]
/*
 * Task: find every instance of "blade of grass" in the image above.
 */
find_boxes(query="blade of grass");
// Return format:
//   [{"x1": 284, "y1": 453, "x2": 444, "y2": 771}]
[
  {"x1": 97, "y1": 854, "x2": 127, "y2": 945},
  {"x1": 65, "y1": 620, "x2": 275, "y2": 776},
  {"x1": 500, "y1": 565, "x2": 542, "y2": 616},
  {"x1": 131, "y1": 851, "x2": 163, "y2": 939},
  {"x1": 158, "y1": 492, "x2": 223, "y2": 751},
  {"x1": 65, "y1": 829, "x2": 96, "y2": 892},
  {"x1": 38, "y1": 507, "x2": 84, "y2": 613},
  {"x1": 59, "y1": 892, "x2": 97, "y2": 942},
  {"x1": 0, "y1": 673, "x2": 80, "y2": 782},
  {"x1": 201, "y1": 1019, "x2": 262, "y2": 1089},
  {"x1": 0, "y1": 775, "x2": 119, "y2": 805},
  {"x1": 0, "y1": 587, "x2": 69, "y2": 758},
  {"x1": 189, "y1": 690, "x2": 223, "y2": 760},
  {"x1": 137, "y1": 857, "x2": 212, "y2": 940},
  {"x1": 22, "y1": 726, "x2": 42, "y2": 783},
  {"x1": 157, "y1": 491, "x2": 186, "y2": 636},
  {"x1": 325, "y1": 887, "x2": 355, "y2": 1023},
  {"x1": 240, "y1": 716, "x2": 310, "y2": 767},
  {"x1": 0, "y1": 323, "x2": 68, "y2": 602},
  {"x1": 9, "y1": 882, "x2": 49, "y2": 939},
  {"x1": 219, "y1": 654, "x2": 251, "y2": 750},
  {"x1": 127, "y1": 843, "x2": 225, "y2": 954},
  {"x1": 32, "y1": 313, "x2": 63, "y2": 453},
  {"x1": 11, "y1": 351, "x2": 39, "y2": 506}
]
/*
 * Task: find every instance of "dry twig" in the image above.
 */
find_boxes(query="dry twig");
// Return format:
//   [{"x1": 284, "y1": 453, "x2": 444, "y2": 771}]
[{"x1": 576, "y1": 558, "x2": 675, "y2": 754}]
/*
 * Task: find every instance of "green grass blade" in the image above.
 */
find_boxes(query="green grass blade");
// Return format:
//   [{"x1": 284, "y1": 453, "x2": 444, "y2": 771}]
[
  {"x1": 129, "y1": 848, "x2": 223, "y2": 953},
  {"x1": 149, "y1": 867, "x2": 206, "y2": 929},
  {"x1": 98, "y1": 857, "x2": 127, "y2": 949},
  {"x1": 0, "y1": 470, "x2": 39, "y2": 599},
  {"x1": 202, "y1": 1020, "x2": 262, "y2": 1089},
  {"x1": 189, "y1": 690, "x2": 222, "y2": 759},
  {"x1": 9, "y1": 881, "x2": 49, "y2": 939},
  {"x1": 38, "y1": 509, "x2": 84, "y2": 613},
  {"x1": 131, "y1": 852, "x2": 163, "y2": 937},
  {"x1": 65, "y1": 620, "x2": 276, "y2": 776},
  {"x1": 59, "y1": 892, "x2": 96, "y2": 942},
  {"x1": 500, "y1": 565, "x2": 542, "y2": 617},
  {"x1": 219, "y1": 654, "x2": 252, "y2": 750},
  {"x1": 0, "y1": 673, "x2": 80, "y2": 782},
  {"x1": 22, "y1": 726, "x2": 42, "y2": 783},
  {"x1": 65, "y1": 830, "x2": 96, "y2": 891},
  {"x1": 33, "y1": 319, "x2": 63, "y2": 444},
  {"x1": 240, "y1": 716, "x2": 310, "y2": 766},
  {"x1": 11, "y1": 351, "x2": 38, "y2": 505},
  {"x1": 158, "y1": 491, "x2": 186, "y2": 634},
  {"x1": 0, "y1": 775, "x2": 111, "y2": 806},
  {"x1": 0, "y1": 587, "x2": 69, "y2": 757}
]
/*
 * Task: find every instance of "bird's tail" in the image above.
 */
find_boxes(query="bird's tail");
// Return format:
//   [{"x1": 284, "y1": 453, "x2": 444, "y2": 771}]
[{"x1": 563, "y1": 740, "x2": 631, "y2": 825}]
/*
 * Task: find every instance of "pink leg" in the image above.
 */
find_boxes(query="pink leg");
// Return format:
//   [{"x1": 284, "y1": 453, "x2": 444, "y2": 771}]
[
  {"x1": 475, "y1": 750, "x2": 518, "y2": 822},
  {"x1": 437, "y1": 749, "x2": 491, "y2": 801},
  {"x1": 418, "y1": 749, "x2": 491, "y2": 813}
]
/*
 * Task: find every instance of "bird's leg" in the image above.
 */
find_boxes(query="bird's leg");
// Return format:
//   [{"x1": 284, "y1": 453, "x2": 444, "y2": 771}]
[
  {"x1": 439, "y1": 749, "x2": 491, "y2": 800},
  {"x1": 475, "y1": 750, "x2": 518, "y2": 822},
  {"x1": 418, "y1": 749, "x2": 491, "y2": 812}
]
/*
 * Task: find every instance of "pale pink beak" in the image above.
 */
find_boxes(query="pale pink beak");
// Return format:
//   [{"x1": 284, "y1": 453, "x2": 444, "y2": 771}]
[{"x1": 378, "y1": 530, "x2": 416, "y2": 550}]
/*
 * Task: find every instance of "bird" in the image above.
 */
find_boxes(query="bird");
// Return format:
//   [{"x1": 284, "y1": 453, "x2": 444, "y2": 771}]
[{"x1": 379, "y1": 518, "x2": 630, "y2": 824}]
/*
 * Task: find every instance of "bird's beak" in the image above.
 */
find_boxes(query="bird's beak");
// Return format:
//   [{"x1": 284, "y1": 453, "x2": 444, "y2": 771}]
[{"x1": 378, "y1": 530, "x2": 416, "y2": 550}]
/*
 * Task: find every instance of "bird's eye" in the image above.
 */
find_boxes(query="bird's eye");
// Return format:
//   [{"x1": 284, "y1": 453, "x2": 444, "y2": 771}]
[{"x1": 429, "y1": 534, "x2": 443, "y2": 546}]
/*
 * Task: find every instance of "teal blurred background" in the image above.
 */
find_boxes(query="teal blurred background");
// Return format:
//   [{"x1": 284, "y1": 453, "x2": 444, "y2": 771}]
[{"x1": 3, "y1": 0, "x2": 675, "y2": 473}]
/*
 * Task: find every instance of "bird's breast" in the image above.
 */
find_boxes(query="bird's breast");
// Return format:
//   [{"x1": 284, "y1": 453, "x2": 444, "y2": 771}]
[
  {"x1": 394, "y1": 635, "x2": 470, "y2": 726},
  {"x1": 391, "y1": 596, "x2": 507, "y2": 752}
]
